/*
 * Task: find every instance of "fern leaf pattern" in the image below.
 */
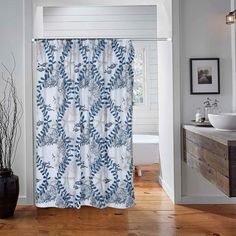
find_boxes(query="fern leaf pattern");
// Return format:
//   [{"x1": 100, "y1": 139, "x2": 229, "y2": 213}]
[{"x1": 35, "y1": 39, "x2": 135, "y2": 208}]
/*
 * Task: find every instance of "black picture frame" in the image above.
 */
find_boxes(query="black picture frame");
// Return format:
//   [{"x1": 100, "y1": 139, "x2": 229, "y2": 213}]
[{"x1": 190, "y1": 58, "x2": 220, "y2": 94}]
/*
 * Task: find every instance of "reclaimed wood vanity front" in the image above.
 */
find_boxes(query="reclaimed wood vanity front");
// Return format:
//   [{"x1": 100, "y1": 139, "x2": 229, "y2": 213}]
[{"x1": 183, "y1": 125, "x2": 236, "y2": 197}]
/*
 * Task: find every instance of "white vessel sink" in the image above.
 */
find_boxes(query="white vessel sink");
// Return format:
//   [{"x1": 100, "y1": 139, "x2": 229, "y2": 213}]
[{"x1": 208, "y1": 113, "x2": 236, "y2": 131}]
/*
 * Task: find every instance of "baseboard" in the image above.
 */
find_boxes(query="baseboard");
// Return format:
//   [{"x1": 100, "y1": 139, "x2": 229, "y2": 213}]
[
  {"x1": 180, "y1": 195, "x2": 236, "y2": 204},
  {"x1": 159, "y1": 176, "x2": 174, "y2": 203},
  {"x1": 17, "y1": 196, "x2": 33, "y2": 205}
]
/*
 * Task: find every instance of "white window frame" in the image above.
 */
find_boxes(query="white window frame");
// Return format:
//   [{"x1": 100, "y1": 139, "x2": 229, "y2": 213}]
[{"x1": 133, "y1": 45, "x2": 148, "y2": 107}]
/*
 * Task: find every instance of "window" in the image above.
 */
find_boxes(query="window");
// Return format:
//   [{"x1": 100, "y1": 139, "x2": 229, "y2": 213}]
[
  {"x1": 133, "y1": 48, "x2": 146, "y2": 105},
  {"x1": 132, "y1": 42, "x2": 159, "y2": 134}
]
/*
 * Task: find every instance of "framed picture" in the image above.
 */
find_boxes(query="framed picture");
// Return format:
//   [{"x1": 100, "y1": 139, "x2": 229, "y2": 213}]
[{"x1": 190, "y1": 58, "x2": 220, "y2": 94}]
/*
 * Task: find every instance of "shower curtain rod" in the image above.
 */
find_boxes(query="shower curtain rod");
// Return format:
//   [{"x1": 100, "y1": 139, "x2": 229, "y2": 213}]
[{"x1": 32, "y1": 37, "x2": 171, "y2": 42}]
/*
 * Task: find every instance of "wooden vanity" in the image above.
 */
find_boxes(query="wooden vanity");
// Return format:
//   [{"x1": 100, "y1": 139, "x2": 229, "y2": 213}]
[{"x1": 183, "y1": 125, "x2": 236, "y2": 197}]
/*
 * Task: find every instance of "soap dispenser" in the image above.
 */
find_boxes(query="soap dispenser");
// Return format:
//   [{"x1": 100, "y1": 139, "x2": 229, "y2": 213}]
[{"x1": 195, "y1": 107, "x2": 202, "y2": 123}]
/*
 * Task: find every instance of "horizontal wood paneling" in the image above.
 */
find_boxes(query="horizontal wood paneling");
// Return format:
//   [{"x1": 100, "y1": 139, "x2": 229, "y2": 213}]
[
  {"x1": 44, "y1": 21, "x2": 156, "y2": 31},
  {"x1": 44, "y1": 15, "x2": 156, "y2": 23},
  {"x1": 43, "y1": 6, "x2": 157, "y2": 38},
  {"x1": 150, "y1": 94, "x2": 158, "y2": 104},
  {"x1": 133, "y1": 125, "x2": 159, "y2": 134},
  {"x1": 44, "y1": 6, "x2": 157, "y2": 16},
  {"x1": 185, "y1": 129, "x2": 228, "y2": 159},
  {"x1": 133, "y1": 119, "x2": 158, "y2": 125},
  {"x1": 149, "y1": 80, "x2": 158, "y2": 89},
  {"x1": 150, "y1": 104, "x2": 159, "y2": 111},
  {"x1": 150, "y1": 66, "x2": 158, "y2": 74},
  {"x1": 185, "y1": 139, "x2": 229, "y2": 177},
  {"x1": 184, "y1": 151, "x2": 230, "y2": 196},
  {"x1": 150, "y1": 88, "x2": 158, "y2": 95},
  {"x1": 44, "y1": 30, "x2": 156, "y2": 38},
  {"x1": 183, "y1": 128, "x2": 236, "y2": 197},
  {"x1": 150, "y1": 75, "x2": 158, "y2": 81},
  {"x1": 133, "y1": 110, "x2": 158, "y2": 118}
]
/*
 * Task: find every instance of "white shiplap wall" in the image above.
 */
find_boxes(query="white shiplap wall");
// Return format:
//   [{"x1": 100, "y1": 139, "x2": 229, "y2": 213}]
[
  {"x1": 43, "y1": 6, "x2": 156, "y2": 38},
  {"x1": 43, "y1": 6, "x2": 158, "y2": 134}
]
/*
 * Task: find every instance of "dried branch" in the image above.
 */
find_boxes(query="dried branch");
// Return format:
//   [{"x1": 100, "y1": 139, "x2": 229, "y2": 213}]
[{"x1": 0, "y1": 54, "x2": 23, "y2": 170}]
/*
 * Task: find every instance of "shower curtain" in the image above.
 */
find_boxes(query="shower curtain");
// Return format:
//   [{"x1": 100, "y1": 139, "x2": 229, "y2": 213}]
[{"x1": 35, "y1": 39, "x2": 135, "y2": 209}]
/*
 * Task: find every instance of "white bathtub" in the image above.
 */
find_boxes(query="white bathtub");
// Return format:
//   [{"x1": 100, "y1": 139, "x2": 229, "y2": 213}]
[{"x1": 133, "y1": 134, "x2": 160, "y2": 176}]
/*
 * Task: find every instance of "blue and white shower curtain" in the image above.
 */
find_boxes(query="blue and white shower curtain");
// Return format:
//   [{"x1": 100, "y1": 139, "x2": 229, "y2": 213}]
[{"x1": 35, "y1": 39, "x2": 135, "y2": 208}]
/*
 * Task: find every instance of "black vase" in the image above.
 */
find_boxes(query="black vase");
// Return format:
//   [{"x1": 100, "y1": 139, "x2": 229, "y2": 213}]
[{"x1": 0, "y1": 169, "x2": 19, "y2": 219}]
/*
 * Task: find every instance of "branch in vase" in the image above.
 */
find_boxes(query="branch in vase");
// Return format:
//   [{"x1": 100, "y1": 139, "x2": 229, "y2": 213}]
[{"x1": 0, "y1": 54, "x2": 23, "y2": 170}]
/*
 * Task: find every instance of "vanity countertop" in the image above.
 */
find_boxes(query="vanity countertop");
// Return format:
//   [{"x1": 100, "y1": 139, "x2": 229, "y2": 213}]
[{"x1": 183, "y1": 125, "x2": 236, "y2": 146}]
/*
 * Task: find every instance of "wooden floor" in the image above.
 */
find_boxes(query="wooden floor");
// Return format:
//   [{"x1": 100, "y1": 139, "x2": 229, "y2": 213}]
[{"x1": 2, "y1": 165, "x2": 236, "y2": 235}]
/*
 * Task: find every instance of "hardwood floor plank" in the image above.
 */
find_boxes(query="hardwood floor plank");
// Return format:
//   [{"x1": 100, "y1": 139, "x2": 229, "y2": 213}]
[{"x1": 1, "y1": 164, "x2": 236, "y2": 236}]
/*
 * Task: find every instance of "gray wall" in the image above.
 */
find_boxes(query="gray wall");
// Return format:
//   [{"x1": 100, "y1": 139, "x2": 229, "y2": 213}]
[
  {"x1": 0, "y1": 0, "x2": 27, "y2": 202},
  {"x1": 180, "y1": 0, "x2": 234, "y2": 200}
]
